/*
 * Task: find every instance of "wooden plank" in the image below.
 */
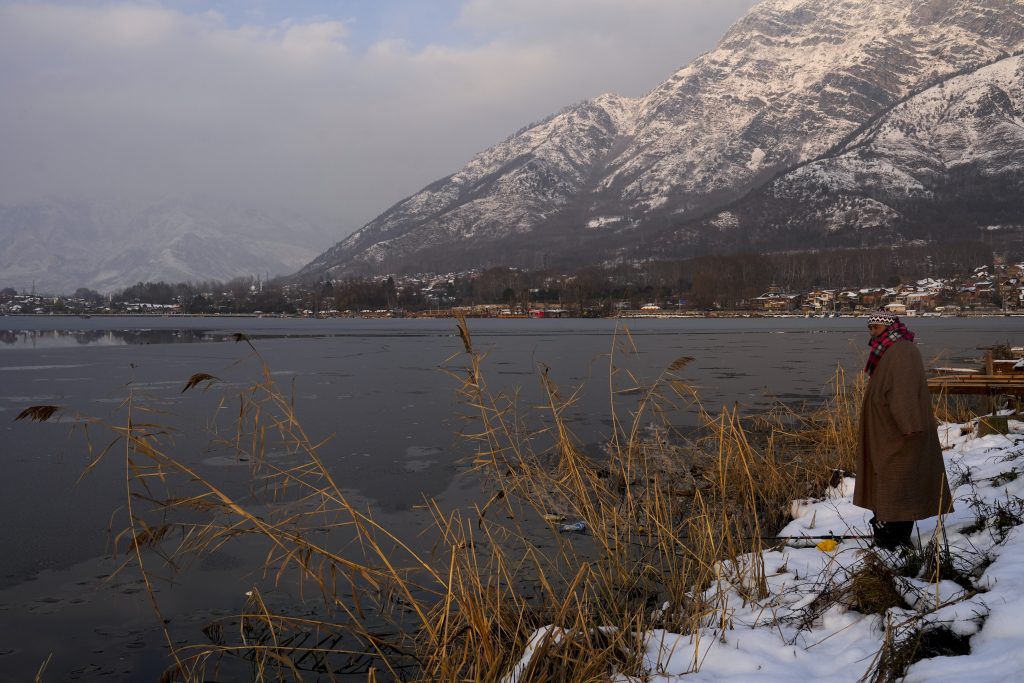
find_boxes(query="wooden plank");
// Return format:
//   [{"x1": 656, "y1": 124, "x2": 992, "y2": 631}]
[
  {"x1": 928, "y1": 373, "x2": 1024, "y2": 397},
  {"x1": 929, "y1": 386, "x2": 1024, "y2": 396},
  {"x1": 929, "y1": 384, "x2": 1024, "y2": 396},
  {"x1": 931, "y1": 373, "x2": 1024, "y2": 381},
  {"x1": 929, "y1": 379, "x2": 1024, "y2": 384},
  {"x1": 931, "y1": 381, "x2": 1024, "y2": 386}
]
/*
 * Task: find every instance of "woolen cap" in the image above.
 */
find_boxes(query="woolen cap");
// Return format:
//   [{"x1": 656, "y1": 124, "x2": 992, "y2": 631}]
[{"x1": 867, "y1": 311, "x2": 898, "y2": 326}]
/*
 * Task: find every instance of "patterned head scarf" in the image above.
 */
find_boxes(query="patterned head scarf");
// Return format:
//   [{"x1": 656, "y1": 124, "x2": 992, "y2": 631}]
[{"x1": 864, "y1": 311, "x2": 915, "y2": 376}]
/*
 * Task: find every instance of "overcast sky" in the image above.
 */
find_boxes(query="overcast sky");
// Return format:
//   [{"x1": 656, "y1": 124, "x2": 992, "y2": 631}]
[{"x1": 0, "y1": 0, "x2": 758, "y2": 243}]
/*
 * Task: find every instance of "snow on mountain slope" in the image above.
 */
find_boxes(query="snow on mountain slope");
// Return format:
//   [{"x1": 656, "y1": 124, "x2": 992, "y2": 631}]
[
  {"x1": 301, "y1": 94, "x2": 641, "y2": 276},
  {"x1": 300, "y1": 0, "x2": 1024, "y2": 278},
  {"x1": 611, "y1": 0, "x2": 1023, "y2": 211},
  {"x1": 685, "y1": 52, "x2": 1024, "y2": 251}
]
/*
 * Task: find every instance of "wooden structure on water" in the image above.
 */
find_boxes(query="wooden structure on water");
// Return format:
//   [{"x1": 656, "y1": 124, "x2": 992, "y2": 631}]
[
  {"x1": 928, "y1": 346, "x2": 1024, "y2": 432},
  {"x1": 929, "y1": 346, "x2": 1024, "y2": 395},
  {"x1": 927, "y1": 373, "x2": 1024, "y2": 397}
]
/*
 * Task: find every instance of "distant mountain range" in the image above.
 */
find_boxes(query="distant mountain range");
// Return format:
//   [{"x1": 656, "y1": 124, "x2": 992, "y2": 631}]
[
  {"x1": 298, "y1": 0, "x2": 1024, "y2": 279},
  {"x1": 0, "y1": 199, "x2": 334, "y2": 293}
]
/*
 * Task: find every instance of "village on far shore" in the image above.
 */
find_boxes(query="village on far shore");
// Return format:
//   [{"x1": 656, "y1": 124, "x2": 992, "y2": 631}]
[{"x1": 2, "y1": 260, "x2": 1023, "y2": 319}]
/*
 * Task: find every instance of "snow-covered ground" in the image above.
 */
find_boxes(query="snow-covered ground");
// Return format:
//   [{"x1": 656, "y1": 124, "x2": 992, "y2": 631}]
[{"x1": 509, "y1": 417, "x2": 1024, "y2": 682}]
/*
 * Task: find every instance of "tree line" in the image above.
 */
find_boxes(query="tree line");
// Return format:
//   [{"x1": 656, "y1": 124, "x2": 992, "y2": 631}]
[{"x1": 87, "y1": 241, "x2": 994, "y2": 314}]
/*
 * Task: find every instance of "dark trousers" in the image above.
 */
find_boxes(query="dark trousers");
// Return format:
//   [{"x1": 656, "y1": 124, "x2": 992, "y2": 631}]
[{"x1": 870, "y1": 516, "x2": 913, "y2": 550}]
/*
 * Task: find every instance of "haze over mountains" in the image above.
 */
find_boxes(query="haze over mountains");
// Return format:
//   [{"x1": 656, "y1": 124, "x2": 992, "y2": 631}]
[
  {"x1": 299, "y1": 0, "x2": 1024, "y2": 279},
  {"x1": 0, "y1": 199, "x2": 334, "y2": 294}
]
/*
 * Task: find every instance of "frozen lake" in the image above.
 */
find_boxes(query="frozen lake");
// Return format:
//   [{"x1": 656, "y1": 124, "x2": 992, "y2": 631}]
[{"x1": 0, "y1": 314, "x2": 1018, "y2": 679}]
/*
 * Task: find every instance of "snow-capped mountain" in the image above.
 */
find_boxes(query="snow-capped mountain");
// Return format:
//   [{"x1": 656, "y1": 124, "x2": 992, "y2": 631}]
[
  {"x1": 684, "y1": 52, "x2": 1024, "y2": 251},
  {"x1": 300, "y1": 0, "x2": 1024, "y2": 278},
  {"x1": 301, "y1": 94, "x2": 642, "y2": 276},
  {"x1": 0, "y1": 199, "x2": 333, "y2": 293}
]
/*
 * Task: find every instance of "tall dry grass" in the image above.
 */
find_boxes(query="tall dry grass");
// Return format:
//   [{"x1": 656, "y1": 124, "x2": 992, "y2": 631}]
[{"x1": 22, "y1": 321, "x2": 869, "y2": 682}]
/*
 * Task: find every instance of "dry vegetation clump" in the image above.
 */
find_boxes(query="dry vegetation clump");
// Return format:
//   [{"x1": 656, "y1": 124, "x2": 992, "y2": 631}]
[
  {"x1": 781, "y1": 549, "x2": 910, "y2": 636},
  {"x1": 24, "y1": 319, "x2": 874, "y2": 682},
  {"x1": 865, "y1": 618, "x2": 972, "y2": 683},
  {"x1": 844, "y1": 553, "x2": 908, "y2": 615},
  {"x1": 502, "y1": 623, "x2": 643, "y2": 683},
  {"x1": 961, "y1": 487, "x2": 1024, "y2": 543},
  {"x1": 441, "y1": 317, "x2": 869, "y2": 678}
]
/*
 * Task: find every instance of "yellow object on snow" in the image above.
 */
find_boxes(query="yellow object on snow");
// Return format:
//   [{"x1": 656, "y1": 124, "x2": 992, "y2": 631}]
[{"x1": 816, "y1": 539, "x2": 839, "y2": 553}]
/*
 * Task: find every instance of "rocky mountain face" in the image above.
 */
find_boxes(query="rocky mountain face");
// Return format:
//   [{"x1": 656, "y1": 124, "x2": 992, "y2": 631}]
[
  {"x1": 300, "y1": 0, "x2": 1024, "y2": 278},
  {"x1": 682, "y1": 53, "x2": 1024, "y2": 253},
  {"x1": 0, "y1": 199, "x2": 332, "y2": 293}
]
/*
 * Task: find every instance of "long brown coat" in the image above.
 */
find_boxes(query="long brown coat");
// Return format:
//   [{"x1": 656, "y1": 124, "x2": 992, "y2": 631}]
[{"x1": 853, "y1": 339, "x2": 953, "y2": 522}]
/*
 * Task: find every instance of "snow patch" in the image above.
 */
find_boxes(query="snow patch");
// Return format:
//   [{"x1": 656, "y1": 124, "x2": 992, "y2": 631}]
[
  {"x1": 747, "y1": 147, "x2": 766, "y2": 170},
  {"x1": 710, "y1": 211, "x2": 740, "y2": 232},
  {"x1": 505, "y1": 419, "x2": 1024, "y2": 682},
  {"x1": 586, "y1": 216, "x2": 625, "y2": 230}
]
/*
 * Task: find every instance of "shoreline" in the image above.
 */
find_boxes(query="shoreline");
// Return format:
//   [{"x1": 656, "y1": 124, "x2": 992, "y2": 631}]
[{"x1": 2, "y1": 311, "x2": 1022, "y2": 320}]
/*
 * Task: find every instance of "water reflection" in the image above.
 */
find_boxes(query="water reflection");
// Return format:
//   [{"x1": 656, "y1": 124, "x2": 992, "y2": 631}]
[{"x1": 0, "y1": 328, "x2": 215, "y2": 348}]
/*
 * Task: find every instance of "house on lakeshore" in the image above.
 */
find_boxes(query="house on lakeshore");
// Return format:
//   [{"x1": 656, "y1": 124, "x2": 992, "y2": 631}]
[
  {"x1": 999, "y1": 274, "x2": 1023, "y2": 310},
  {"x1": 800, "y1": 289, "x2": 837, "y2": 315},
  {"x1": 902, "y1": 291, "x2": 937, "y2": 311},
  {"x1": 751, "y1": 284, "x2": 799, "y2": 312},
  {"x1": 856, "y1": 288, "x2": 896, "y2": 310},
  {"x1": 883, "y1": 301, "x2": 908, "y2": 316},
  {"x1": 956, "y1": 277, "x2": 999, "y2": 309}
]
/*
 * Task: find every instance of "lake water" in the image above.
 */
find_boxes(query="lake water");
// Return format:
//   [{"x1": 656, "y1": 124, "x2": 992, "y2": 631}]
[{"x1": 0, "y1": 315, "x2": 1018, "y2": 680}]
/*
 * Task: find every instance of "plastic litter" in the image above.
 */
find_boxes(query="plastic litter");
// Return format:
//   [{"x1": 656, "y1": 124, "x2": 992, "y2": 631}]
[{"x1": 558, "y1": 521, "x2": 588, "y2": 533}]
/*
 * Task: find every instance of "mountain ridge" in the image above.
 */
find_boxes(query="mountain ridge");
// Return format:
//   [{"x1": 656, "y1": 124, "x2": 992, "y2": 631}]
[{"x1": 298, "y1": 0, "x2": 1024, "y2": 279}]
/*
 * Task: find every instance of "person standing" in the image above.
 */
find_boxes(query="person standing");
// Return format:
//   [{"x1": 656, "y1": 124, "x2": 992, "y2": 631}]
[{"x1": 853, "y1": 311, "x2": 953, "y2": 550}]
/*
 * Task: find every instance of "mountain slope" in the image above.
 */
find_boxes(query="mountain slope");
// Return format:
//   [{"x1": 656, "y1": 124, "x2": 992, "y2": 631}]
[
  {"x1": 0, "y1": 199, "x2": 332, "y2": 293},
  {"x1": 680, "y1": 52, "x2": 1024, "y2": 252},
  {"x1": 300, "y1": 94, "x2": 641, "y2": 276},
  {"x1": 300, "y1": 0, "x2": 1024, "y2": 278}
]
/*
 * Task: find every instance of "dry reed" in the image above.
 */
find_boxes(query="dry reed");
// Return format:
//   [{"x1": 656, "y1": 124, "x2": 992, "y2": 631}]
[{"x1": 25, "y1": 318, "x2": 898, "y2": 682}]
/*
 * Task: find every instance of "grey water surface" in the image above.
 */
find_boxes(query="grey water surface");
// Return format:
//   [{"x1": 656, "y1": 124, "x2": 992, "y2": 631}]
[{"x1": 0, "y1": 315, "x2": 1017, "y2": 680}]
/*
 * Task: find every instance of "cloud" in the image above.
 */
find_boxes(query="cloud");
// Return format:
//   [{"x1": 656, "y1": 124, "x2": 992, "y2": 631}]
[
  {"x1": 0, "y1": 0, "x2": 757, "y2": 241},
  {"x1": 459, "y1": 0, "x2": 754, "y2": 39}
]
